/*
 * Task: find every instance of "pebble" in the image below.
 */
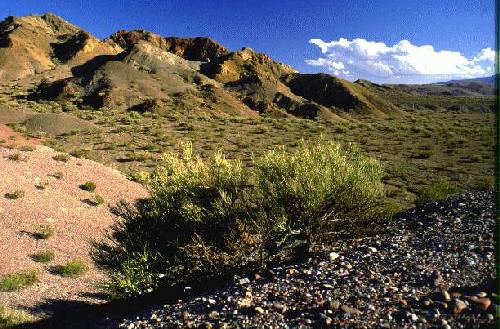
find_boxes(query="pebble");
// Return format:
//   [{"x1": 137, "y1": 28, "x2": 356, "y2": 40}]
[
  {"x1": 329, "y1": 252, "x2": 340, "y2": 260},
  {"x1": 254, "y1": 306, "x2": 265, "y2": 314},
  {"x1": 453, "y1": 299, "x2": 467, "y2": 314},
  {"x1": 441, "y1": 290, "x2": 451, "y2": 302},
  {"x1": 238, "y1": 278, "x2": 250, "y2": 285},
  {"x1": 273, "y1": 302, "x2": 286, "y2": 313},
  {"x1": 341, "y1": 305, "x2": 362, "y2": 316}
]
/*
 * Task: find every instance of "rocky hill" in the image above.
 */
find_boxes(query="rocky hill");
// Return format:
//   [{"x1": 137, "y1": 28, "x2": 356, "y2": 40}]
[
  {"x1": 0, "y1": 13, "x2": 402, "y2": 121},
  {"x1": 0, "y1": 13, "x2": 496, "y2": 122}
]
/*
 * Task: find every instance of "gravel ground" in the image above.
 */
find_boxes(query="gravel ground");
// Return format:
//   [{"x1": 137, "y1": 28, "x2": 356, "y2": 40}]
[
  {"x1": 118, "y1": 191, "x2": 498, "y2": 329},
  {"x1": 0, "y1": 145, "x2": 147, "y2": 313}
]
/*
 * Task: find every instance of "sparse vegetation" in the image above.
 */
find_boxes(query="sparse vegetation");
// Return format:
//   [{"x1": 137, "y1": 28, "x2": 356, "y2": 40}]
[
  {"x1": 35, "y1": 181, "x2": 49, "y2": 190},
  {"x1": 93, "y1": 194, "x2": 105, "y2": 206},
  {"x1": 31, "y1": 250, "x2": 55, "y2": 263},
  {"x1": 93, "y1": 141, "x2": 390, "y2": 297},
  {"x1": 415, "y1": 179, "x2": 461, "y2": 205},
  {"x1": 54, "y1": 259, "x2": 89, "y2": 277},
  {"x1": 48, "y1": 171, "x2": 64, "y2": 179},
  {"x1": 6, "y1": 152, "x2": 22, "y2": 161},
  {"x1": 38, "y1": 107, "x2": 495, "y2": 210},
  {"x1": 0, "y1": 270, "x2": 37, "y2": 292},
  {"x1": 80, "y1": 181, "x2": 97, "y2": 192},
  {"x1": 0, "y1": 305, "x2": 32, "y2": 328},
  {"x1": 33, "y1": 224, "x2": 54, "y2": 240},
  {"x1": 18, "y1": 145, "x2": 34, "y2": 152},
  {"x1": 70, "y1": 148, "x2": 91, "y2": 159},
  {"x1": 52, "y1": 153, "x2": 70, "y2": 162},
  {"x1": 4, "y1": 190, "x2": 24, "y2": 199}
]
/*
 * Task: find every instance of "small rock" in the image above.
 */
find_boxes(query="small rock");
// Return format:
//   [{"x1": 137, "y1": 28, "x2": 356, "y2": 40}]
[
  {"x1": 209, "y1": 311, "x2": 219, "y2": 319},
  {"x1": 328, "y1": 300, "x2": 340, "y2": 310},
  {"x1": 441, "y1": 290, "x2": 451, "y2": 302},
  {"x1": 341, "y1": 305, "x2": 362, "y2": 316},
  {"x1": 273, "y1": 302, "x2": 286, "y2": 313},
  {"x1": 368, "y1": 247, "x2": 377, "y2": 253},
  {"x1": 410, "y1": 313, "x2": 418, "y2": 322},
  {"x1": 470, "y1": 297, "x2": 491, "y2": 310},
  {"x1": 202, "y1": 322, "x2": 213, "y2": 329},
  {"x1": 329, "y1": 252, "x2": 340, "y2": 260},
  {"x1": 238, "y1": 278, "x2": 250, "y2": 285},
  {"x1": 477, "y1": 292, "x2": 488, "y2": 298},
  {"x1": 236, "y1": 297, "x2": 252, "y2": 309},
  {"x1": 430, "y1": 308, "x2": 440, "y2": 318},
  {"x1": 432, "y1": 271, "x2": 444, "y2": 287},
  {"x1": 254, "y1": 306, "x2": 265, "y2": 314},
  {"x1": 453, "y1": 299, "x2": 467, "y2": 314}
]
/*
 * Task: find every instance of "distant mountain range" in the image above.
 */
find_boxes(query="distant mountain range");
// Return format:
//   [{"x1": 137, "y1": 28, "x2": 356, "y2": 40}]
[{"x1": 442, "y1": 74, "x2": 498, "y2": 85}]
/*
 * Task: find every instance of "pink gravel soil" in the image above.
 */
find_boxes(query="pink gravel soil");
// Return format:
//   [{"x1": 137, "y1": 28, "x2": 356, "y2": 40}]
[{"x1": 0, "y1": 145, "x2": 148, "y2": 316}]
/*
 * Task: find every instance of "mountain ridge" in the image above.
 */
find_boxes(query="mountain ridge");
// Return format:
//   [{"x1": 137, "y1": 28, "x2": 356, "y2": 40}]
[{"x1": 0, "y1": 13, "x2": 496, "y2": 119}]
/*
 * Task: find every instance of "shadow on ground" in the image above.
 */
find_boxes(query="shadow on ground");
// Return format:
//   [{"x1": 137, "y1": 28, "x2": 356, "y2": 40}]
[{"x1": 12, "y1": 285, "x2": 183, "y2": 329}]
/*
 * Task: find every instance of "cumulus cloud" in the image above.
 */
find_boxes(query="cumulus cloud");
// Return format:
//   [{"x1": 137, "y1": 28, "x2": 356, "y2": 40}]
[{"x1": 306, "y1": 38, "x2": 497, "y2": 83}]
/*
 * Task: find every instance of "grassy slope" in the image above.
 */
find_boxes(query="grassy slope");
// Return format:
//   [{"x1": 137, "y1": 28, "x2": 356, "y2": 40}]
[{"x1": 8, "y1": 104, "x2": 493, "y2": 211}]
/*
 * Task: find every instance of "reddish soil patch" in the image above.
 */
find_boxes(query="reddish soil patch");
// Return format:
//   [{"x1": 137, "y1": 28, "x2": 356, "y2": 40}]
[
  {"x1": 0, "y1": 145, "x2": 148, "y2": 317},
  {"x1": 0, "y1": 123, "x2": 42, "y2": 147}
]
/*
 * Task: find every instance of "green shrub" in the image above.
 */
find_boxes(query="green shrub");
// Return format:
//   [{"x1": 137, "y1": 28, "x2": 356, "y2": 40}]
[
  {"x1": 0, "y1": 306, "x2": 32, "y2": 328},
  {"x1": 93, "y1": 141, "x2": 388, "y2": 298},
  {"x1": 92, "y1": 194, "x2": 105, "y2": 206},
  {"x1": 415, "y1": 179, "x2": 461, "y2": 205},
  {"x1": 70, "y1": 148, "x2": 91, "y2": 159},
  {"x1": 33, "y1": 225, "x2": 54, "y2": 240},
  {"x1": 31, "y1": 250, "x2": 55, "y2": 263},
  {"x1": 0, "y1": 271, "x2": 37, "y2": 292},
  {"x1": 4, "y1": 190, "x2": 24, "y2": 200},
  {"x1": 80, "y1": 181, "x2": 97, "y2": 192},
  {"x1": 54, "y1": 259, "x2": 89, "y2": 277},
  {"x1": 253, "y1": 140, "x2": 388, "y2": 249},
  {"x1": 52, "y1": 153, "x2": 70, "y2": 162}
]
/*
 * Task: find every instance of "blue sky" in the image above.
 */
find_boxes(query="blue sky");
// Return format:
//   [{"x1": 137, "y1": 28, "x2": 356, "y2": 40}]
[{"x1": 1, "y1": 0, "x2": 496, "y2": 83}]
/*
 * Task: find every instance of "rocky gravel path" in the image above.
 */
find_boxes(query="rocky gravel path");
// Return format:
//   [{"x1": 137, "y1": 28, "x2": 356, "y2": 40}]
[{"x1": 118, "y1": 191, "x2": 498, "y2": 329}]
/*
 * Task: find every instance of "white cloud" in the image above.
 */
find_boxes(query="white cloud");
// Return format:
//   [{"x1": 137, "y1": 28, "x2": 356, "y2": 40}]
[
  {"x1": 473, "y1": 47, "x2": 497, "y2": 62},
  {"x1": 306, "y1": 38, "x2": 497, "y2": 83}
]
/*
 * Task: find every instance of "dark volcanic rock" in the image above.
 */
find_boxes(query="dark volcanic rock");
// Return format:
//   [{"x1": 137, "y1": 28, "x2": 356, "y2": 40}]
[
  {"x1": 109, "y1": 30, "x2": 228, "y2": 62},
  {"x1": 163, "y1": 36, "x2": 228, "y2": 62}
]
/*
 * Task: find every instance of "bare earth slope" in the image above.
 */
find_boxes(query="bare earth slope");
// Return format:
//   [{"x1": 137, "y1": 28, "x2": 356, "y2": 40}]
[{"x1": 0, "y1": 145, "x2": 147, "y2": 316}]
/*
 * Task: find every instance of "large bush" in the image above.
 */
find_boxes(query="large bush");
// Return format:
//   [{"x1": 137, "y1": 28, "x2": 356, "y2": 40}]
[{"x1": 93, "y1": 140, "x2": 388, "y2": 298}]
